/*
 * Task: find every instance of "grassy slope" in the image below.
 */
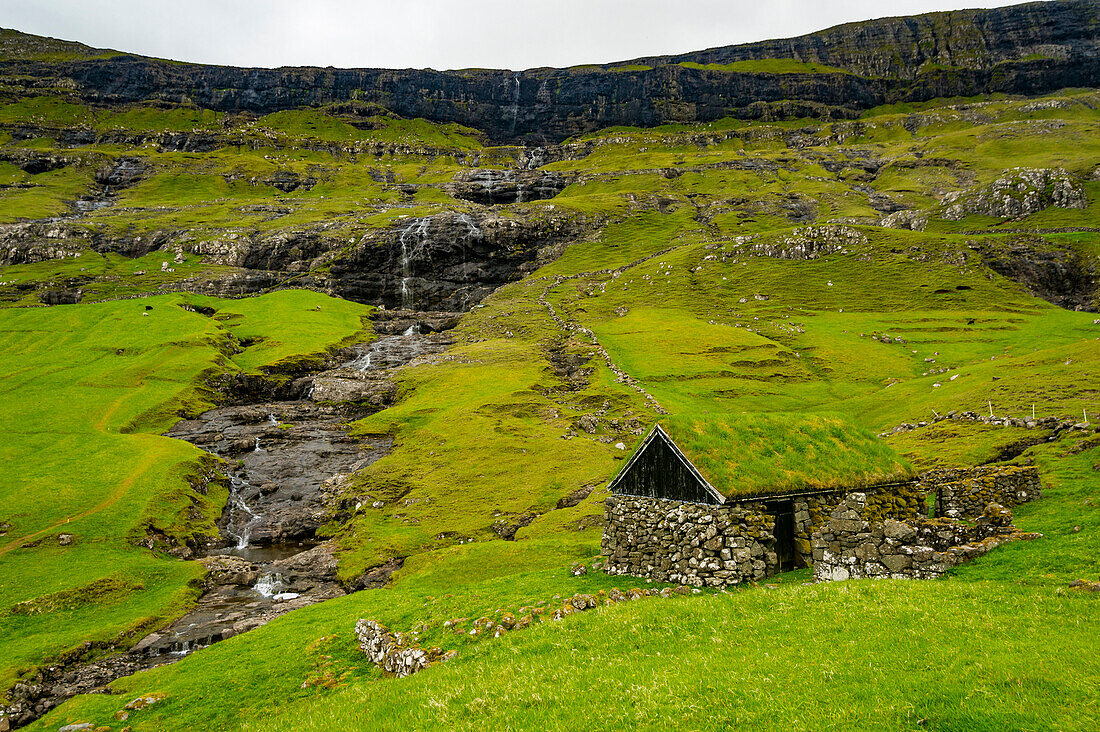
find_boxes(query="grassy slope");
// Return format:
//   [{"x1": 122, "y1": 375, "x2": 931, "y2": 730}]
[
  {"x1": 0, "y1": 291, "x2": 372, "y2": 688},
  {"x1": 4, "y1": 90, "x2": 1100, "y2": 730},
  {"x1": 35, "y1": 430, "x2": 1100, "y2": 731}
]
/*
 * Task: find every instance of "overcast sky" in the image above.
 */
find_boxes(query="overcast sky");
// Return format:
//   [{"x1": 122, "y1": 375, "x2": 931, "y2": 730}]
[{"x1": 1, "y1": 0, "x2": 1030, "y2": 70}]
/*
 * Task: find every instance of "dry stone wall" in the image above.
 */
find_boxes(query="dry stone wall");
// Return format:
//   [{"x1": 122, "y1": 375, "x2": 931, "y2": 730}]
[
  {"x1": 922, "y1": 465, "x2": 1042, "y2": 518},
  {"x1": 812, "y1": 493, "x2": 1041, "y2": 581},
  {"x1": 791, "y1": 494, "x2": 844, "y2": 565},
  {"x1": 602, "y1": 495, "x2": 777, "y2": 587},
  {"x1": 355, "y1": 619, "x2": 456, "y2": 678}
]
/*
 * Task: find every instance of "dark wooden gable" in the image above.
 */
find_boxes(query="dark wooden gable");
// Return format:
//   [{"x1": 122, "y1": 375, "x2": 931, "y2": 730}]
[{"x1": 607, "y1": 424, "x2": 724, "y2": 505}]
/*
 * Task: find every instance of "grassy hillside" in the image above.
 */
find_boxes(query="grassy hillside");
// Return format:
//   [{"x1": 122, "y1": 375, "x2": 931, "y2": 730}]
[
  {"x1": 1, "y1": 84, "x2": 1098, "y2": 731},
  {"x1": 0, "y1": 291, "x2": 372, "y2": 688}
]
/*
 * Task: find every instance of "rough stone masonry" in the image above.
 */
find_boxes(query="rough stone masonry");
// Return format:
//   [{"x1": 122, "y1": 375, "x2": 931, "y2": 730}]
[
  {"x1": 602, "y1": 494, "x2": 778, "y2": 587},
  {"x1": 922, "y1": 465, "x2": 1043, "y2": 518},
  {"x1": 811, "y1": 492, "x2": 1042, "y2": 581},
  {"x1": 602, "y1": 466, "x2": 1041, "y2": 587}
]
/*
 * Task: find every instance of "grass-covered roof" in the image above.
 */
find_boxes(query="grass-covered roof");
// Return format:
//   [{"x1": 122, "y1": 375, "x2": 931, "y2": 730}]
[{"x1": 658, "y1": 412, "x2": 914, "y2": 499}]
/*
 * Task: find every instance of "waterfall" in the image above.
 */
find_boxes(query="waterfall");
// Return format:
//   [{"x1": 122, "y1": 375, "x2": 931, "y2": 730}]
[
  {"x1": 455, "y1": 213, "x2": 482, "y2": 289},
  {"x1": 509, "y1": 73, "x2": 521, "y2": 135},
  {"x1": 253, "y1": 572, "x2": 286, "y2": 597},
  {"x1": 455, "y1": 213, "x2": 482, "y2": 240},
  {"x1": 398, "y1": 217, "x2": 432, "y2": 310},
  {"x1": 226, "y1": 475, "x2": 262, "y2": 550},
  {"x1": 253, "y1": 436, "x2": 263, "y2": 452},
  {"x1": 254, "y1": 572, "x2": 299, "y2": 601}
]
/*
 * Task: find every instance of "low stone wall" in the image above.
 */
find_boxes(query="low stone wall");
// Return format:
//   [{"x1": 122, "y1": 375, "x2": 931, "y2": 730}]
[
  {"x1": 922, "y1": 465, "x2": 1042, "y2": 518},
  {"x1": 601, "y1": 495, "x2": 777, "y2": 587},
  {"x1": 812, "y1": 492, "x2": 1040, "y2": 581},
  {"x1": 355, "y1": 619, "x2": 456, "y2": 677}
]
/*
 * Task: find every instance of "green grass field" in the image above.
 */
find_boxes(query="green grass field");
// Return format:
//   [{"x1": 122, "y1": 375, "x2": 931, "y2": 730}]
[{"x1": 2, "y1": 85, "x2": 1099, "y2": 731}]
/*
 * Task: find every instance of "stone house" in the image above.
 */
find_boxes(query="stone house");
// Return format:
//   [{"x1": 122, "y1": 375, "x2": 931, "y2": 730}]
[{"x1": 601, "y1": 415, "x2": 918, "y2": 587}]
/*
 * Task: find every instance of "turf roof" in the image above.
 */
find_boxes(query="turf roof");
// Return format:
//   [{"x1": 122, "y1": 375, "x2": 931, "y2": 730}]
[{"x1": 627, "y1": 412, "x2": 914, "y2": 500}]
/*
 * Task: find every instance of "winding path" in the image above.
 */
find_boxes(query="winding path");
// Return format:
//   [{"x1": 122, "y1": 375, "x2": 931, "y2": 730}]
[{"x1": 535, "y1": 246, "x2": 684, "y2": 416}]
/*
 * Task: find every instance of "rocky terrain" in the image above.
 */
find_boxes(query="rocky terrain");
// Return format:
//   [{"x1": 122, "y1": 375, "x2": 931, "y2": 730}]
[
  {"x1": 1, "y1": 2, "x2": 1099, "y2": 143},
  {"x1": 2, "y1": 312, "x2": 452, "y2": 727}
]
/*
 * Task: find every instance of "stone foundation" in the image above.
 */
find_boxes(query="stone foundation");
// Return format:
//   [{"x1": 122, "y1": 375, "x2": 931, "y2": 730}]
[
  {"x1": 601, "y1": 495, "x2": 778, "y2": 587},
  {"x1": 921, "y1": 465, "x2": 1042, "y2": 518},
  {"x1": 812, "y1": 492, "x2": 1041, "y2": 581}
]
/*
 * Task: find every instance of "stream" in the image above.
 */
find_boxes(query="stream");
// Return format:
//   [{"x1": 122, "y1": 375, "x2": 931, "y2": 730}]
[{"x1": 3, "y1": 316, "x2": 454, "y2": 728}]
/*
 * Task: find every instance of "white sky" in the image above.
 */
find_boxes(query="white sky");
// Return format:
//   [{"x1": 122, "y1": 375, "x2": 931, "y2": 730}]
[{"x1": 0, "y1": 0, "x2": 1032, "y2": 70}]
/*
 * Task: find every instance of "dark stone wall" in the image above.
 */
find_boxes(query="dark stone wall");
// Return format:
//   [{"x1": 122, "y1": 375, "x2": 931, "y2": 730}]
[
  {"x1": 812, "y1": 492, "x2": 1040, "y2": 581},
  {"x1": 922, "y1": 465, "x2": 1043, "y2": 519}
]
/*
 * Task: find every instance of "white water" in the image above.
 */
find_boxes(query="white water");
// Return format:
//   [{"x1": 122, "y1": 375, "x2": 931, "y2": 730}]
[
  {"x1": 253, "y1": 436, "x2": 263, "y2": 452},
  {"x1": 398, "y1": 217, "x2": 432, "y2": 309},
  {"x1": 403, "y1": 324, "x2": 420, "y2": 336},
  {"x1": 346, "y1": 350, "x2": 373, "y2": 372},
  {"x1": 253, "y1": 572, "x2": 286, "y2": 597},
  {"x1": 227, "y1": 475, "x2": 262, "y2": 550},
  {"x1": 267, "y1": 413, "x2": 278, "y2": 426},
  {"x1": 455, "y1": 212, "x2": 483, "y2": 240},
  {"x1": 509, "y1": 73, "x2": 521, "y2": 134}
]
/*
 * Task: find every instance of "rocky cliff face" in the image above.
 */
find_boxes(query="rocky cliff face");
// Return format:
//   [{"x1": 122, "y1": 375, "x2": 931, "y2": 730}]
[
  {"x1": 1, "y1": 2, "x2": 1097, "y2": 143},
  {"x1": 628, "y1": 0, "x2": 1100, "y2": 79},
  {"x1": 325, "y1": 211, "x2": 582, "y2": 310}
]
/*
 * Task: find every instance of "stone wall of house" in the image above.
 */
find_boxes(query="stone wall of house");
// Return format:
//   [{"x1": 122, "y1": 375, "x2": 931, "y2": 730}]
[
  {"x1": 812, "y1": 492, "x2": 1040, "y2": 581},
  {"x1": 921, "y1": 465, "x2": 1042, "y2": 518},
  {"x1": 601, "y1": 495, "x2": 777, "y2": 587},
  {"x1": 789, "y1": 483, "x2": 924, "y2": 566},
  {"x1": 791, "y1": 495, "x2": 843, "y2": 567}
]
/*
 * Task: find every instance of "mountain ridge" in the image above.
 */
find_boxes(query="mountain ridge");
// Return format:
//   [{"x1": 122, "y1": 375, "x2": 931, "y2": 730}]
[{"x1": 2, "y1": 1, "x2": 1099, "y2": 143}]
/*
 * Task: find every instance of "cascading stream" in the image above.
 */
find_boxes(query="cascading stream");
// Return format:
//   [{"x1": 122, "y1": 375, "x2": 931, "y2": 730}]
[{"x1": 226, "y1": 475, "x2": 262, "y2": 550}]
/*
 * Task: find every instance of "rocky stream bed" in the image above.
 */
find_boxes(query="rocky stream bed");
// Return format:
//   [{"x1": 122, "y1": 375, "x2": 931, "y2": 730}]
[{"x1": 2, "y1": 314, "x2": 454, "y2": 729}]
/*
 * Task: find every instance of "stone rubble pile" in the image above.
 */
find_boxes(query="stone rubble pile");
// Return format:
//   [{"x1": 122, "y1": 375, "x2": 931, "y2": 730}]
[{"x1": 354, "y1": 619, "x2": 456, "y2": 678}]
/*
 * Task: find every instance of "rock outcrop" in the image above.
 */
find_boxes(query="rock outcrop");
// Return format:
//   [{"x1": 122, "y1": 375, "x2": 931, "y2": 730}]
[
  {"x1": 449, "y1": 169, "x2": 567, "y2": 204},
  {"x1": 977, "y1": 236, "x2": 1098, "y2": 311},
  {"x1": 325, "y1": 211, "x2": 582, "y2": 310},
  {"x1": 2, "y1": 2, "x2": 1097, "y2": 143},
  {"x1": 940, "y1": 168, "x2": 1087, "y2": 221}
]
